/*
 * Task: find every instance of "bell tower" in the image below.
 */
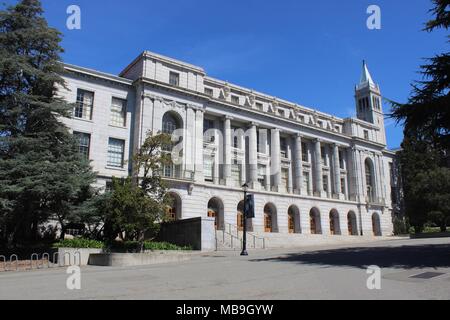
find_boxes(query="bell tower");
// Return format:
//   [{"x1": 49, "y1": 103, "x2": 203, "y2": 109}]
[{"x1": 355, "y1": 61, "x2": 386, "y2": 145}]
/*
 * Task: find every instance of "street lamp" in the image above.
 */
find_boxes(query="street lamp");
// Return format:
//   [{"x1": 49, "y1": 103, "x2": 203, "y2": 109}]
[{"x1": 241, "y1": 183, "x2": 249, "y2": 256}]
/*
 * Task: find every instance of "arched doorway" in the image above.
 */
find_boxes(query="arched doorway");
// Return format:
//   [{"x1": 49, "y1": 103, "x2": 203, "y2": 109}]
[
  {"x1": 288, "y1": 205, "x2": 301, "y2": 234},
  {"x1": 372, "y1": 213, "x2": 382, "y2": 236},
  {"x1": 310, "y1": 208, "x2": 322, "y2": 234},
  {"x1": 347, "y1": 211, "x2": 358, "y2": 236},
  {"x1": 264, "y1": 203, "x2": 277, "y2": 233},
  {"x1": 237, "y1": 201, "x2": 253, "y2": 232},
  {"x1": 207, "y1": 197, "x2": 224, "y2": 230},
  {"x1": 329, "y1": 210, "x2": 341, "y2": 235},
  {"x1": 164, "y1": 192, "x2": 182, "y2": 221}
]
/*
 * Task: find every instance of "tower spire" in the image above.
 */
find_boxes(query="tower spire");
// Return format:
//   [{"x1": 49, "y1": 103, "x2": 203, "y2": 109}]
[{"x1": 360, "y1": 60, "x2": 375, "y2": 87}]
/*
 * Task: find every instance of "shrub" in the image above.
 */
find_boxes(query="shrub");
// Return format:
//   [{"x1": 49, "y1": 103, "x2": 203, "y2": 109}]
[
  {"x1": 53, "y1": 238, "x2": 104, "y2": 249},
  {"x1": 143, "y1": 241, "x2": 191, "y2": 251}
]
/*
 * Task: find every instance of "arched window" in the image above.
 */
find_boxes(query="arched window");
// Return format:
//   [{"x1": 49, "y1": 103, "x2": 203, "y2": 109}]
[
  {"x1": 162, "y1": 112, "x2": 179, "y2": 135},
  {"x1": 264, "y1": 203, "x2": 277, "y2": 233},
  {"x1": 208, "y1": 198, "x2": 224, "y2": 230},
  {"x1": 365, "y1": 159, "x2": 374, "y2": 202}
]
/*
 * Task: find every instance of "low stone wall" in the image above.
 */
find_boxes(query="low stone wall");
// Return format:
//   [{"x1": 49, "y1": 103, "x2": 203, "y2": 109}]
[
  {"x1": 410, "y1": 232, "x2": 450, "y2": 239},
  {"x1": 88, "y1": 251, "x2": 193, "y2": 267},
  {"x1": 156, "y1": 217, "x2": 215, "y2": 251},
  {"x1": 57, "y1": 248, "x2": 103, "y2": 266}
]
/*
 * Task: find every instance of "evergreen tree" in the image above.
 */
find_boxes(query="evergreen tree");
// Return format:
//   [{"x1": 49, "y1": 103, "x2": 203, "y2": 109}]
[
  {"x1": 0, "y1": 0, "x2": 96, "y2": 244},
  {"x1": 391, "y1": 0, "x2": 450, "y2": 232}
]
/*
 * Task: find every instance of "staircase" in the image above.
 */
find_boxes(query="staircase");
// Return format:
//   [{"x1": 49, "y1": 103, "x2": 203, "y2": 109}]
[
  {"x1": 215, "y1": 224, "x2": 266, "y2": 251},
  {"x1": 215, "y1": 223, "x2": 401, "y2": 251}
]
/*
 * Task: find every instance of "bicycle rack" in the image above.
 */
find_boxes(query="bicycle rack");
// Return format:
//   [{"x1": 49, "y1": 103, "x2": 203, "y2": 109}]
[
  {"x1": 9, "y1": 254, "x2": 18, "y2": 271},
  {"x1": 74, "y1": 251, "x2": 81, "y2": 266},
  {"x1": 52, "y1": 252, "x2": 59, "y2": 268},
  {"x1": 63, "y1": 252, "x2": 71, "y2": 267},
  {"x1": 42, "y1": 253, "x2": 50, "y2": 268},
  {"x1": 30, "y1": 253, "x2": 39, "y2": 269},
  {"x1": 0, "y1": 255, "x2": 5, "y2": 271}
]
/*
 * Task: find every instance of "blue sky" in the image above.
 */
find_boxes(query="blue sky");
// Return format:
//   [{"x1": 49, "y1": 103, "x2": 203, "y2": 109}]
[{"x1": 5, "y1": 0, "x2": 448, "y2": 149}]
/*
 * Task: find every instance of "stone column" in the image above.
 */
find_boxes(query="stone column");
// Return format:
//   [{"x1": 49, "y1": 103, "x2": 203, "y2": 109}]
[
  {"x1": 287, "y1": 142, "x2": 293, "y2": 193},
  {"x1": 271, "y1": 128, "x2": 281, "y2": 192},
  {"x1": 223, "y1": 116, "x2": 232, "y2": 186},
  {"x1": 194, "y1": 108, "x2": 204, "y2": 182},
  {"x1": 248, "y1": 123, "x2": 258, "y2": 188},
  {"x1": 333, "y1": 144, "x2": 342, "y2": 198},
  {"x1": 294, "y1": 134, "x2": 303, "y2": 195},
  {"x1": 185, "y1": 106, "x2": 196, "y2": 179},
  {"x1": 314, "y1": 139, "x2": 323, "y2": 196}
]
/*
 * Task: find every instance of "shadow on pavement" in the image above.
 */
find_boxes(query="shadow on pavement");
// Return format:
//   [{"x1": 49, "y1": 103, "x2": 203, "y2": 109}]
[{"x1": 249, "y1": 244, "x2": 450, "y2": 269}]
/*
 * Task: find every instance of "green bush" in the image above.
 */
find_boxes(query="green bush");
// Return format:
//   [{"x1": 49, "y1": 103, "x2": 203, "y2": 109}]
[
  {"x1": 53, "y1": 238, "x2": 191, "y2": 251},
  {"x1": 53, "y1": 238, "x2": 104, "y2": 249},
  {"x1": 143, "y1": 241, "x2": 191, "y2": 251}
]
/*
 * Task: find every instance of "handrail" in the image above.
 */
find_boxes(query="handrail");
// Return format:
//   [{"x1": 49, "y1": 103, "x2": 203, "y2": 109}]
[{"x1": 222, "y1": 222, "x2": 266, "y2": 249}]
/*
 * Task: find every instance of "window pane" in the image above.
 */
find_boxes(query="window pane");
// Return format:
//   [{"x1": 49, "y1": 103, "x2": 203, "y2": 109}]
[
  {"x1": 73, "y1": 132, "x2": 90, "y2": 160},
  {"x1": 107, "y1": 138, "x2": 125, "y2": 167},
  {"x1": 75, "y1": 89, "x2": 94, "y2": 120},
  {"x1": 110, "y1": 98, "x2": 126, "y2": 127}
]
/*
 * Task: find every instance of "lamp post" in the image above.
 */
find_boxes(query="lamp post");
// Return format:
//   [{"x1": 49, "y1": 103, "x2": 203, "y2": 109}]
[{"x1": 241, "y1": 183, "x2": 249, "y2": 256}]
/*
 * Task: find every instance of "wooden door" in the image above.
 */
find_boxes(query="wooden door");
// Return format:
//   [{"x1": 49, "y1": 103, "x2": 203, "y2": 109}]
[
  {"x1": 264, "y1": 213, "x2": 272, "y2": 233},
  {"x1": 237, "y1": 211, "x2": 244, "y2": 231},
  {"x1": 208, "y1": 209, "x2": 218, "y2": 230},
  {"x1": 310, "y1": 215, "x2": 316, "y2": 234},
  {"x1": 348, "y1": 217, "x2": 353, "y2": 235},
  {"x1": 166, "y1": 206, "x2": 176, "y2": 221},
  {"x1": 288, "y1": 214, "x2": 295, "y2": 233},
  {"x1": 330, "y1": 215, "x2": 335, "y2": 235}
]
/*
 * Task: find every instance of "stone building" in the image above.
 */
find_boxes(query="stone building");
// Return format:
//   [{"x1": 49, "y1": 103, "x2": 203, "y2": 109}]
[{"x1": 58, "y1": 51, "x2": 399, "y2": 239}]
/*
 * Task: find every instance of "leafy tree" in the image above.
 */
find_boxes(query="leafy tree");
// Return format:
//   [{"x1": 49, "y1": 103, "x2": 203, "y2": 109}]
[
  {"x1": 0, "y1": 0, "x2": 96, "y2": 245},
  {"x1": 390, "y1": 0, "x2": 450, "y2": 232},
  {"x1": 85, "y1": 132, "x2": 172, "y2": 250}
]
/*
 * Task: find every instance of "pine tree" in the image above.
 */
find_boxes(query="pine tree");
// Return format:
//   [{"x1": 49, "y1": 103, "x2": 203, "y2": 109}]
[
  {"x1": 0, "y1": 0, "x2": 96, "y2": 245},
  {"x1": 391, "y1": 0, "x2": 450, "y2": 232}
]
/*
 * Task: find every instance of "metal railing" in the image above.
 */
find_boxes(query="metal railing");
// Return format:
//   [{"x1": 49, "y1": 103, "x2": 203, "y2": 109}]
[
  {"x1": 217, "y1": 223, "x2": 266, "y2": 250},
  {"x1": 0, "y1": 251, "x2": 81, "y2": 272}
]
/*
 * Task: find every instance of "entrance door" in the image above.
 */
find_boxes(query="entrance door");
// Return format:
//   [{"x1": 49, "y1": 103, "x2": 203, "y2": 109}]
[
  {"x1": 310, "y1": 215, "x2": 316, "y2": 234},
  {"x1": 208, "y1": 209, "x2": 218, "y2": 230},
  {"x1": 237, "y1": 211, "x2": 244, "y2": 231},
  {"x1": 330, "y1": 214, "x2": 335, "y2": 235},
  {"x1": 288, "y1": 214, "x2": 295, "y2": 233},
  {"x1": 166, "y1": 206, "x2": 176, "y2": 221},
  {"x1": 264, "y1": 213, "x2": 272, "y2": 233},
  {"x1": 348, "y1": 218, "x2": 353, "y2": 235}
]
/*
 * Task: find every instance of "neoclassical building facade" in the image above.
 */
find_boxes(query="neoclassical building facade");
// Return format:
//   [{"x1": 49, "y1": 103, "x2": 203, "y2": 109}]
[{"x1": 58, "y1": 51, "x2": 398, "y2": 238}]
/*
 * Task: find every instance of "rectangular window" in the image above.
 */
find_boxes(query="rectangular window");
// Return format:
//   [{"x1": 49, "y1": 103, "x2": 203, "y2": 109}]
[
  {"x1": 302, "y1": 142, "x2": 308, "y2": 162},
  {"x1": 303, "y1": 172, "x2": 310, "y2": 194},
  {"x1": 321, "y1": 147, "x2": 327, "y2": 166},
  {"x1": 73, "y1": 132, "x2": 91, "y2": 160},
  {"x1": 341, "y1": 178, "x2": 346, "y2": 194},
  {"x1": 255, "y1": 102, "x2": 263, "y2": 111},
  {"x1": 203, "y1": 119, "x2": 215, "y2": 143},
  {"x1": 280, "y1": 137, "x2": 288, "y2": 158},
  {"x1": 204, "y1": 87, "x2": 213, "y2": 97},
  {"x1": 107, "y1": 138, "x2": 125, "y2": 168},
  {"x1": 281, "y1": 168, "x2": 289, "y2": 189},
  {"x1": 231, "y1": 95, "x2": 240, "y2": 104},
  {"x1": 75, "y1": 89, "x2": 94, "y2": 120},
  {"x1": 258, "y1": 164, "x2": 266, "y2": 186},
  {"x1": 323, "y1": 175, "x2": 328, "y2": 192},
  {"x1": 364, "y1": 130, "x2": 369, "y2": 140},
  {"x1": 169, "y1": 71, "x2": 180, "y2": 86},
  {"x1": 110, "y1": 98, "x2": 127, "y2": 127},
  {"x1": 339, "y1": 150, "x2": 345, "y2": 169},
  {"x1": 203, "y1": 156, "x2": 213, "y2": 182}
]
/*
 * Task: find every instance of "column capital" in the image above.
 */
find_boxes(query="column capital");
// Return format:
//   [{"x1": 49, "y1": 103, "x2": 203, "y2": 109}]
[
  {"x1": 271, "y1": 128, "x2": 280, "y2": 132},
  {"x1": 224, "y1": 115, "x2": 234, "y2": 121},
  {"x1": 296, "y1": 133, "x2": 303, "y2": 139},
  {"x1": 248, "y1": 121, "x2": 259, "y2": 128}
]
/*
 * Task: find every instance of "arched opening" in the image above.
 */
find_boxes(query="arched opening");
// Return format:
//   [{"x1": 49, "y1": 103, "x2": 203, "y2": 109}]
[
  {"x1": 309, "y1": 208, "x2": 322, "y2": 234},
  {"x1": 365, "y1": 159, "x2": 375, "y2": 203},
  {"x1": 264, "y1": 203, "x2": 278, "y2": 233},
  {"x1": 329, "y1": 209, "x2": 341, "y2": 235},
  {"x1": 164, "y1": 192, "x2": 182, "y2": 221},
  {"x1": 207, "y1": 197, "x2": 224, "y2": 230},
  {"x1": 237, "y1": 200, "x2": 253, "y2": 232},
  {"x1": 372, "y1": 213, "x2": 382, "y2": 236},
  {"x1": 347, "y1": 211, "x2": 358, "y2": 236},
  {"x1": 162, "y1": 112, "x2": 183, "y2": 178},
  {"x1": 288, "y1": 205, "x2": 301, "y2": 234}
]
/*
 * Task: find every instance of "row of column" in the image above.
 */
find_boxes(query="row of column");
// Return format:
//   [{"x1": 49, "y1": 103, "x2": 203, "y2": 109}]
[{"x1": 221, "y1": 117, "x2": 346, "y2": 198}]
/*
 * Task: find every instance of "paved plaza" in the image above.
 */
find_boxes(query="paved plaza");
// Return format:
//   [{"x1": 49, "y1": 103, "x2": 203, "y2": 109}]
[{"x1": 1, "y1": 238, "x2": 449, "y2": 300}]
